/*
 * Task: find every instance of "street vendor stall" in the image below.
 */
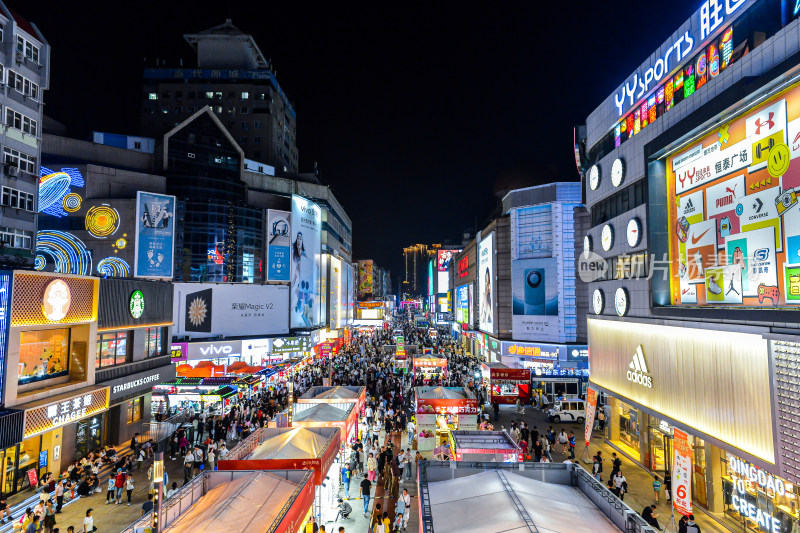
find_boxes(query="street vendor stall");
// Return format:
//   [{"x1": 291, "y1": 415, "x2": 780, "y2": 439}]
[
  {"x1": 298, "y1": 386, "x2": 366, "y2": 417},
  {"x1": 449, "y1": 430, "x2": 523, "y2": 462},
  {"x1": 412, "y1": 354, "x2": 448, "y2": 383},
  {"x1": 200, "y1": 385, "x2": 239, "y2": 415},
  {"x1": 291, "y1": 403, "x2": 358, "y2": 449},
  {"x1": 414, "y1": 386, "x2": 479, "y2": 452},
  {"x1": 481, "y1": 363, "x2": 531, "y2": 405},
  {"x1": 217, "y1": 426, "x2": 342, "y2": 524}
]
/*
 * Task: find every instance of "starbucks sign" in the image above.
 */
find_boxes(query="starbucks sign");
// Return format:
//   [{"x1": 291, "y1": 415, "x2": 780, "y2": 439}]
[{"x1": 129, "y1": 290, "x2": 145, "y2": 318}]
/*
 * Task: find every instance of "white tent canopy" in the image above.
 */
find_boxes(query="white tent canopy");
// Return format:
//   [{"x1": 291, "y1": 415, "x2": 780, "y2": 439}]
[
  {"x1": 249, "y1": 427, "x2": 329, "y2": 460},
  {"x1": 417, "y1": 386, "x2": 471, "y2": 400},
  {"x1": 163, "y1": 471, "x2": 302, "y2": 533},
  {"x1": 311, "y1": 386, "x2": 361, "y2": 399},
  {"x1": 293, "y1": 403, "x2": 349, "y2": 422},
  {"x1": 428, "y1": 470, "x2": 621, "y2": 533}
]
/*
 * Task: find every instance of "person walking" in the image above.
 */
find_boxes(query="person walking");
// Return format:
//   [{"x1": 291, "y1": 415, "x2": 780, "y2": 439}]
[
  {"x1": 567, "y1": 432, "x2": 576, "y2": 459},
  {"x1": 406, "y1": 419, "x2": 415, "y2": 447},
  {"x1": 183, "y1": 448, "x2": 195, "y2": 484},
  {"x1": 341, "y1": 464, "x2": 351, "y2": 499},
  {"x1": 360, "y1": 476, "x2": 372, "y2": 517},
  {"x1": 664, "y1": 473, "x2": 672, "y2": 503},
  {"x1": 42, "y1": 499, "x2": 56, "y2": 533},
  {"x1": 652, "y1": 475, "x2": 662, "y2": 503},
  {"x1": 82, "y1": 509, "x2": 95, "y2": 533},
  {"x1": 367, "y1": 453, "x2": 377, "y2": 482},
  {"x1": 557, "y1": 430, "x2": 569, "y2": 454},
  {"x1": 592, "y1": 452, "x2": 603, "y2": 481},
  {"x1": 114, "y1": 469, "x2": 126, "y2": 504},
  {"x1": 401, "y1": 488, "x2": 411, "y2": 529},
  {"x1": 126, "y1": 473, "x2": 135, "y2": 505},
  {"x1": 105, "y1": 473, "x2": 115, "y2": 504},
  {"x1": 612, "y1": 470, "x2": 626, "y2": 498}
]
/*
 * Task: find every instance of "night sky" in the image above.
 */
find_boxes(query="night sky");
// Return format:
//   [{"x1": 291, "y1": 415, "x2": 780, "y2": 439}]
[{"x1": 30, "y1": 0, "x2": 694, "y2": 280}]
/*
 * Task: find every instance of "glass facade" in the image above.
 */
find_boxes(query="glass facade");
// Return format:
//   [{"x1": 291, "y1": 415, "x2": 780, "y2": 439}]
[
  {"x1": 144, "y1": 327, "x2": 166, "y2": 358},
  {"x1": 18, "y1": 329, "x2": 70, "y2": 385},
  {"x1": 167, "y1": 112, "x2": 264, "y2": 283},
  {"x1": 96, "y1": 331, "x2": 130, "y2": 368}
]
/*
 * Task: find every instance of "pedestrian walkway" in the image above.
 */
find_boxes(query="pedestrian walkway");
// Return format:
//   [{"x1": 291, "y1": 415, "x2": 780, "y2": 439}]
[{"x1": 490, "y1": 402, "x2": 733, "y2": 533}]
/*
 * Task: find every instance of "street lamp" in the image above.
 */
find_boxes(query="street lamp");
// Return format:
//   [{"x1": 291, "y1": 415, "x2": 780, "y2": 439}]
[{"x1": 152, "y1": 452, "x2": 164, "y2": 533}]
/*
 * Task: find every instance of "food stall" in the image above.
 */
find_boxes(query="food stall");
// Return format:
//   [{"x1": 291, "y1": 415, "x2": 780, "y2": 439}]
[
  {"x1": 298, "y1": 386, "x2": 366, "y2": 417},
  {"x1": 217, "y1": 426, "x2": 342, "y2": 524},
  {"x1": 414, "y1": 386, "x2": 479, "y2": 452},
  {"x1": 481, "y1": 363, "x2": 531, "y2": 405},
  {"x1": 412, "y1": 354, "x2": 448, "y2": 383},
  {"x1": 449, "y1": 430, "x2": 523, "y2": 462},
  {"x1": 200, "y1": 386, "x2": 239, "y2": 415}
]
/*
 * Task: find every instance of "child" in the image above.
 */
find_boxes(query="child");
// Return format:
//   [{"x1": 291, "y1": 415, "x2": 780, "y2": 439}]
[
  {"x1": 394, "y1": 512, "x2": 404, "y2": 531},
  {"x1": 653, "y1": 475, "x2": 662, "y2": 503}
]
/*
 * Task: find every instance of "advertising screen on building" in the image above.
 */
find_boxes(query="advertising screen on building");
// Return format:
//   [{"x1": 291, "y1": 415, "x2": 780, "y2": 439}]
[
  {"x1": 173, "y1": 283, "x2": 289, "y2": 338},
  {"x1": 666, "y1": 79, "x2": 800, "y2": 307},
  {"x1": 357, "y1": 260, "x2": 373, "y2": 298},
  {"x1": 290, "y1": 195, "x2": 322, "y2": 328},
  {"x1": 455, "y1": 284, "x2": 469, "y2": 324},
  {"x1": 511, "y1": 258, "x2": 559, "y2": 341},
  {"x1": 478, "y1": 233, "x2": 495, "y2": 335},
  {"x1": 134, "y1": 191, "x2": 176, "y2": 279},
  {"x1": 267, "y1": 209, "x2": 291, "y2": 281}
]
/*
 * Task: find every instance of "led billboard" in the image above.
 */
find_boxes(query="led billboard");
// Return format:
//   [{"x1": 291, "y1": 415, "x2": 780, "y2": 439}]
[{"x1": 478, "y1": 233, "x2": 495, "y2": 335}]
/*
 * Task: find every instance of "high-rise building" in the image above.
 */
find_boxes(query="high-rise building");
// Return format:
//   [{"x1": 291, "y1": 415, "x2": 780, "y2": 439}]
[
  {"x1": 576, "y1": 0, "x2": 800, "y2": 525},
  {"x1": 140, "y1": 20, "x2": 299, "y2": 174},
  {"x1": 0, "y1": 5, "x2": 48, "y2": 268}
]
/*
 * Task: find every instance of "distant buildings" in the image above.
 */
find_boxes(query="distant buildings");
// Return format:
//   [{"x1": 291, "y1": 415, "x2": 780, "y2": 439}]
[{"x1": 140, "y1": 20, "x2": 299, "y2": 174}]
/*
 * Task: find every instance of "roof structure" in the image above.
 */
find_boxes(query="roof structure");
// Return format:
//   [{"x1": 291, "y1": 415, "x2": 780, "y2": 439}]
[
  {"x1": 427, "y1": 469, "x2": 621, "y2": 533},
  {"x1": 417, "y1": 386, "x2": 474, "y2": 400},
  {"x1": 302, "y1": 385, "x2": 362, "y2": 400},
  {"x1": 293, "y1": 403, "x2": 351, "y2": 423},
  {"x1": 249, "y1": 428, "x2": 330, "y2": 460}
]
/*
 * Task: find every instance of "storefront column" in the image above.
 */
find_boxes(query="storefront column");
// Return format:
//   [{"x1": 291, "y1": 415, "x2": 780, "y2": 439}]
[
  {"x1": 705, "y1": 444, "x2": 725, "y2": 513},
  {"x1": 607, "y1": 398, "x2": 621, "y2": 442}
]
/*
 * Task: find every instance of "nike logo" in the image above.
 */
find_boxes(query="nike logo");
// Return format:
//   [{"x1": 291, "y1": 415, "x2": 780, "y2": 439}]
[{"x1": 691, "y1": 229, "x2": 710, "y2": 244}]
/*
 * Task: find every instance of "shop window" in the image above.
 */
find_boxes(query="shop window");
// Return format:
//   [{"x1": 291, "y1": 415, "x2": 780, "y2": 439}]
[
  {"x1": 96, "y1": 331, "x2": 130, "y2": 368},
  {"x1": 18, "y1": 329, "x2": 69, "y2": 385},
  {"x1": 144, "y1": 327, "x2": 166, "y2": 358},
  {"x1": 127, "y1": 397, "x2": 143, "y2": 424}
]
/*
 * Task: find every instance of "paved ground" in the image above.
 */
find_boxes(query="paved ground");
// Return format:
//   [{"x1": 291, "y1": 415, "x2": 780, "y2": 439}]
[{"x1": 490, "y1": 403, "x2": 733, "y2": 533}]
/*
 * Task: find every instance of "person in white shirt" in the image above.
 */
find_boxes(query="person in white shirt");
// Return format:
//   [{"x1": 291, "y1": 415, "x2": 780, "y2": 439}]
[
  {"x1": 406, "y1": 420, "x2": 415, "y2": 446},
  {"x1": 82, "y1": 508, "x2": 94, "y2": 533},
  {"x1": 183, "y1": 450, "x2": 195, "y2": 483},
  {"x1": 402, "y1": 489, "x2": 411, "y2": 529}
]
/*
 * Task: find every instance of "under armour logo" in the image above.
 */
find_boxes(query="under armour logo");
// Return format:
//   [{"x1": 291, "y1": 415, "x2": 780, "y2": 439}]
[{"x1": 755, "y1": 113, "x2": 775, "y2": 135}]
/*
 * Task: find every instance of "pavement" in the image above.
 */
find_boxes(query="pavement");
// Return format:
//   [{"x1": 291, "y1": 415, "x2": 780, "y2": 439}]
[{"x1": 489, "y1": 403, "x2": 733, "y2": 533}]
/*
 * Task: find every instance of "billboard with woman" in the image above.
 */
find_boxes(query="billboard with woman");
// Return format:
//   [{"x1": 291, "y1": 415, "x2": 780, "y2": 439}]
[{"x1": 290, "y1": 195, "x2": 322, "y2": 328}]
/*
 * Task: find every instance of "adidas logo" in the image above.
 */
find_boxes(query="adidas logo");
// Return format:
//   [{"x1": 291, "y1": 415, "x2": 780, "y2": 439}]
[
  {"x1": 626, "y1": 345, "x2": 653, "y2": 388},
  {"x1": 685, "y1": 199, "x2": 695, "y2": 214}
]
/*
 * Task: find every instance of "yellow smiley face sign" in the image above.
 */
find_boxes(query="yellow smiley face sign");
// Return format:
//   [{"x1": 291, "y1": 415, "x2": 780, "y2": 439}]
[{"x1": 768, "y1": 142, "x2": 791, "y2": 178}]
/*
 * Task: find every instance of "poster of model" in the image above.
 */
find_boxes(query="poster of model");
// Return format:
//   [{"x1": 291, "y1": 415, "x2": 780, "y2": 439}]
[
  {"x1": 358, "y1": 260, "x2": 373, "y2": 298},
  {"x1": 478, "y1": 233, "x2": 495, "y2": 335},
  {"x1": 134, "y1": 192, "x2": 176, "y2": 279},
  {"x1": 267, "y1": 209, "x2": 291, "y2": 281},
  {"x1": 511, "y1": 257, "x2": 559, "y2": 341},
  {"x1": 290, "y1": 195, "x2": 322, "y2": 328}
]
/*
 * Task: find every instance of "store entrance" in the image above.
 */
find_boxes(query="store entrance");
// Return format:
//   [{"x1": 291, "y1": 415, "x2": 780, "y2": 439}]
[
  {"x1": 648, "y1": 427, "x2": 671, "y2": 473},
  {"x1": 75, "y1": 415, "x2": 105, "y2": 460}
]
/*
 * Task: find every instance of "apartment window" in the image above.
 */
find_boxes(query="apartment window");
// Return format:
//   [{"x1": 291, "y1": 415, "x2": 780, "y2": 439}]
[
  {"x1": 257, "y1": 92, "x2": 266, "y2": 100},
  {"x1": 8, "y1": 72, "x2": 38, "y2": 100},
  {"x1": 96, "y1": 331, "x2": 131, "y2": 368},
  {"x1": 240, "y1": 106, "x2": 248, "y2": 114},
  {"x1": 254, "y1": 121, "x2": 261, "y2": 129},
  {"x1": 148, "y1": 92, "x2": 158, "y2": 100},
  {"x1": 214, "y1": 91, "x2": 222, "y2": 100},
  {"x1": 241, "y1": 91, "x2": 249, "y2": 100},
  {"x1": 254, "y1": 136, "x2": 261, "y2": 144},
  {"x1": 1, "y1": 187, "x2": 34, "y2": 211},
  {"x1": 127, "y1": 398, "x2": 143, "y2": 424},
  {"x1": 6, "y1": 109, "x2": 37, "y2": 136},
  {"x1": 241, "y1": 122, "x2": 248, "y2": 131},
  {"x1": 144, "y1": 327, "x2": 165, "y2": 358},
  {"x1": 16, "y1": 36, "x2": 39, "y2": 63},
  {"x1": 205, "y1": 91, "x2": 214, "y2": 99},
  {"x1": 133, "y1": 141, "x2": 142, "y2": 150},
  {"x1": 0, "y1": 226, "x2": 31, "y2": 249},
  {"x1": 0, "y1": 24, "x2": 4, "y2": 42},
  {"x1": 3, "y1": 148, "x2": 35, "y2": 173}
]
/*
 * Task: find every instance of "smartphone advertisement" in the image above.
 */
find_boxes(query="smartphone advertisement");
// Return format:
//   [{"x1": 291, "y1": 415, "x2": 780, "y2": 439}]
[{"x1": 511, "y1": 257, "x2": 559, "y2": 341}]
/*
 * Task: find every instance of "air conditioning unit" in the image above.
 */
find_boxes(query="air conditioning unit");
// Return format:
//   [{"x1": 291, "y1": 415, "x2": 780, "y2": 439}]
[{"x1": 6, "y1": 166, "x2": 19, "y2": 178}]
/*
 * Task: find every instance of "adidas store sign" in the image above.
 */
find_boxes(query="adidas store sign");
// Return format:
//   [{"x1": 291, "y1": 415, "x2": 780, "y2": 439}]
[{"x1": 626, "y1": 345, "x2": 652, "y2": 388}]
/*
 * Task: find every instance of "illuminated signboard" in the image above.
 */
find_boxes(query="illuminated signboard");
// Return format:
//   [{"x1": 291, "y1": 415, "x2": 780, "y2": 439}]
[
  {"x1": 666, "y1": 79, "x2": 800, "y2": 307},
  {"x1": 455, "y1": 284, "x2": 470, "y2": 324},
  {"x1": 24, "y1": 388, "x2": 109, "y2": 439},
  {"x1": 457, "y1": 255, "x2": 469, "y2": 279}
]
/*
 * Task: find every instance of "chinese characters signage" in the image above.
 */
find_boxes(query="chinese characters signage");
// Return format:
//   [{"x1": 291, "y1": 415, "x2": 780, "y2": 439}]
[{"x1": 24, "y1": 388, "x2": 109, "y2": 438}]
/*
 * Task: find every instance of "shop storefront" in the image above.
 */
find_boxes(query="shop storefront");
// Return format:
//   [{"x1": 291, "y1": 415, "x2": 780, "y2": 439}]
[
  {"x1": 415, "y1": 386, "x2": 479, "y2": 451},
  {"x1": 412, "y1": 355, "x2": 447, "y2": 383},
  {"x1": 480, "y1": 363, "x2": 531, "y2": 405},
  {"x1": 8, "y1": 387, "x2": 110, "y2": 494},
  {"x1": 104, "y1": 365, "x2": 175, "y2": 447},
  {"x1": 588, "y1": 318, "x2": 778, "y2": 521}
]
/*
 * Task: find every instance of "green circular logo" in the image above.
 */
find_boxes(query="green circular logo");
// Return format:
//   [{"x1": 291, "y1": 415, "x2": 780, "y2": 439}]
[{"x1": 130, "y1": 290, "x2": 145, "y2": 319}]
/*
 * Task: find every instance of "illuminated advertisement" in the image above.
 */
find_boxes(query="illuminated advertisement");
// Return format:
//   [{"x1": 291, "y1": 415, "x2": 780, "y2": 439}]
[
  {"x1": 267, "y1": 209, "x2": 291, "y2": 281},
  {"x1": 134, "y1": 191, "x2": 176, "y2": 279},
  {"x1": 0, "y1": 273, "x2": 10, "y2": 403},
  {"x1": 290, "y1": 195, "x2": 322, "y2": 328},
  {"x1": 478, "y1": 233, "x2": 495, "y2": 335},
  {"x1": 357, "y1": 260, "x2": 373, "y2": 298},
  {"x1": 428, "y1": 260, "x2": 434, "y2": 296},
  {"x1": 174, "y1": 283, "x2": 289, "y2": 338},
  {"x1": 666, "y1": 80, "x2": 800, "y2": 306},
  {"x1": 437, "y1": 249, "x2": 458, "y2": 294},
  {"x1": 455, "y1": 284, "x2": 469, "y2": 324},
  {"x1": 512, "y1": 258, "x2": 559, "y2": 341},
  {"x1": 329, "y1": 256, "x2": 343, "y2": 329}
]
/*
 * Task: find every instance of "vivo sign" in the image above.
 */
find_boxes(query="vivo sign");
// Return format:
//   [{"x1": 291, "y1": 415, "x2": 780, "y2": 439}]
[
  {"x1": 187, "y1": 340, "x2": 242, "y2": 360},
  {"x1": 613, "y1": 0, "x2": 752, "y2": 117}
]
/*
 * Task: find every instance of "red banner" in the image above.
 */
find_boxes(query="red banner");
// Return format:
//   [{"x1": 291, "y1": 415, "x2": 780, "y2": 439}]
[
  {"x1": 672, "y1": 428, "x2": 693, "y2": 516},
  {"x1": 584, "y1": 388, "x2": 598, "y2": 447},
  {"x1": 487, "y1": 368, "x2": 529, "y2": 381}
]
